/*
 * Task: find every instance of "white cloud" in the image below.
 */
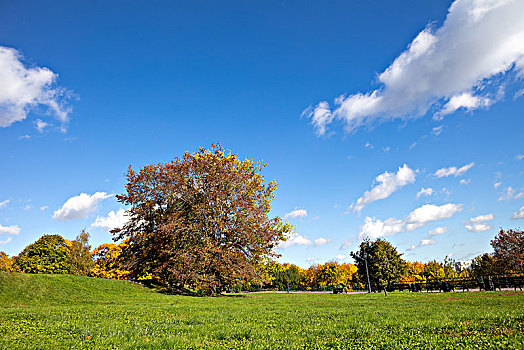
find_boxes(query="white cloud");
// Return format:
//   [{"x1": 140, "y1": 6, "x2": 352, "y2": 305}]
[
  {"x1": 364, "y1": 142, "x2": 374, "y2": 149},
  {"x1": 435, "y1": 162, "x2": 474, "y2": 177},
  {"x1": 511, "y1": 206, "x2": 524, "y2": 219},
  {"x1": 284, "y1": 209, "x2": 308, "y2": 219},
  {"x1": 420, "y1": 239, "x2": 437, "y2": 246},
  {"x1": 435, "y1": 92, "x2": 491, "y2": 120},
  {"x1": 349, "y1": 164, "x2": 415, "y2": 213},
  {"x1": 359, "y1": 217, "x2": 405, "y2": 240},
  {"x1": 35, "y1": 119, "x2": 49, "y2": 133},
  {"x1": 359, "y1": 203, "x2": 462, "y2": 240},
  {"x1": 53, "y1": 192, "x2": 112, "y2": 221},
  {"x1": 498, "y1": 186, "x2": 524, "y2": 201},
  {"x1": 460, "y1": 179, "x2": 471, "y2": 185},
  {"x1": 278, "y1": 233, "x2": 312, "y2": 248},
  {"x1": 0, "y1": 199, "x2": 9, "y2": 208},
  {"x1": 465, "y1": 223, "x2": 492, "y2": 232},
  {"x1": 333, "y1": 254, "x2": 346, "y2": 262},
  {"x1": 469, "y1": 213, "x2": 494, "y2": 223},
  {"x1": 406, "y1": 237, "x2": 438, "y2": 251},
  {"x1": 313, "y1": 237, "x2": 331, "y2": 247},
  {"x1": 0, "y1": 46, "x2": 72, "y2": 128},
  {"x1": 306, "y1": 257, "x2": 318, "y2": 264},
  {"x1": 339, "y1": 237, "x2": 354, "y2": 250},
  {"x1": 0, "y1": 224, "x2": 20, "y2": 235},
  {"x1": 306, "y1": 0, "x2": 524, "y2": 134},
  {"x1": 432, "y1": 125, "x2": 444, "y2": 136},
  {"x1": 0, "y1": 237, "x2": 12, "y2": 245},
  {"x1": 302, "y1": 101, "x2": 333, "y2": 136},
  {"x1": 91, "y1": 209, "x2": 128, "y2": 232},
  {"x1": 404, "y1": 203, "x2": 463, "y2": 231},
  {"x1": 516, "y1": 154, "x2": 524, "y2": 161},
  {"x1": 464, "y1": 213, "x2": 493, "y2": 232},
  {"x1": 40, "y1": 206, "x2": 49, "y2": 211},
  {"x1": 428, "y1": 226, "x2": 447, "y2": 237},
  {"x1": 417, "y1": 187, "x2": 434, "y2": 198},
  {"x1": 494, "y1": 181, "x2": 502, "y2": 189}
]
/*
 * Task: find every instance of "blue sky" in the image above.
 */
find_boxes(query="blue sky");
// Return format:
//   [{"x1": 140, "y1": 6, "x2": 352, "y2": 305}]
[{"x1": 0, "y1": 0, "x2": 523, "y2": 268}]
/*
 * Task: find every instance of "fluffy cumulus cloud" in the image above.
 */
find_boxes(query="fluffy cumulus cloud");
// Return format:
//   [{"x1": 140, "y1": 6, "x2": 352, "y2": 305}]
[
  {"x1": 333, "y1": 254, "x2": 346, "y2": 262},
  {"x1": 305, "y1": 0, "x2": 524, "y2": 135},
  {"x1": 278, "y1": 233, "x2": 312, "y2": 248},
  {"x1": 512, "y1": 206, "x2": 524, "y2": 219},
  {"x1": 359, "y1": 203, "x2": 462, "y2": 240},
  {"x1": 313, "y1": 237, "x2": 331, "y2": 247},
  {"x1": 284, "y1": 209, "x2": 308, "y2": 219},
  {"x1": 464, "y1": 213, "x2": 494, "y2": 232},
  {"x1": 417, "y1": 187, "x2": 434, "y2": 198},
  {"x1": 0, "y1": 224, "x2": 20, "y2": 235},
  {"x1": 91, "y1": 209, "x2": 128, "y2": 232},
  {"x1": 428, "y1": 226, "x2": 447, "y2": 237},
  {"x1": 0, "y1": 199, "x2": 9, "y2": 208},
  {"x1": 434, "y1": 162, "x2": 474, "y2": 177},
  {"x1": 0, "y1": 46, "x2": 72, "y2": 128},
  {"x1": 349, "y1": 164, "x2": 415, "y2": 213},
  {"x1": 53, "y1": 192, "x2": 112, "y2": 221}
]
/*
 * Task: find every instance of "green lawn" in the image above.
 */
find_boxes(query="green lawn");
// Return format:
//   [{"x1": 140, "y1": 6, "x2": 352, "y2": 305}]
[{"x1": 1, "y1": 273, "x2": 523, "y2": 349}]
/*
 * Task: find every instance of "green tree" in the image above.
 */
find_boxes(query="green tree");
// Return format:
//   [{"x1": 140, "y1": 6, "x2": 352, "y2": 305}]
[
  {"x1": 66, "y1": 229, "x2": 93, "y2": 276},
  {"x1": 13, "y1": 235, "x2": 71, "y2": 274},
  {"x1": 350, "y1": 239, "x2": 405, "y2": 296},
  {"x1": 262, "y1": 262, "x2": 304, "y2": 290},
  {"x1": 113, "y1": 144, "x2": 292, "y2": 295},
  {"x1": 470, "y1": 253, "x2": 500, "y2": 278}
]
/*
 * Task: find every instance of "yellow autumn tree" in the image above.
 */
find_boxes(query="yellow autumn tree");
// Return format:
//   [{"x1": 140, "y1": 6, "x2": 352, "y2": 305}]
[{"x1": 91, "y1": 242, "x2": 130, "y2": 280}]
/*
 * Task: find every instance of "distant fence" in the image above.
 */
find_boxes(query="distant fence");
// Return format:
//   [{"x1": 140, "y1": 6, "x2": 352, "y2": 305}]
[
  {"x1": 370, "y1": 274, "x2": 524, "y2": 293},
  {"x1": 230, "y1": 274, "x2": 524, "y2": 293}
]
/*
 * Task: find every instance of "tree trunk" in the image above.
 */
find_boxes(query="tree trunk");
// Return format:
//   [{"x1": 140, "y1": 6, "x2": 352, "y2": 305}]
[{"x1": 383, "y1": 285, "x2": 388, "y2": 297}]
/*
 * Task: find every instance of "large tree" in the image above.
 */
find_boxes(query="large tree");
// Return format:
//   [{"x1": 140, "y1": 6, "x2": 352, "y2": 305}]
[
  {"x1": 350, "y1": 239, "x2": 405, "y2": 296},
  {"x1": 113, "y1": 144, "x2": 291, "y2": 294},
  {"x1": 491, "y1": 228, "x2": 523, "y2": 274}
]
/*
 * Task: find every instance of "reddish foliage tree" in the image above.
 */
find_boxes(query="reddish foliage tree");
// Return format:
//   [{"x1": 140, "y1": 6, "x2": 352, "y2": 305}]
[
  {"x1": 491, "y1": 228, "x2": 523, "y2": 274},
  {"x1": 112, "y1": 144, "x2": 291, "y2": 294}
]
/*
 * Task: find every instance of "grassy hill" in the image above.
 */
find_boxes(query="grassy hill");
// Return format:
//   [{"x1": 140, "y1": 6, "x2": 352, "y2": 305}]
[
  {"x1": 1, "y1": 272, "x2": 524, "y2": 349},
  {"x1": 0, "y1": 272, "x2": 158, "y2": 308}
]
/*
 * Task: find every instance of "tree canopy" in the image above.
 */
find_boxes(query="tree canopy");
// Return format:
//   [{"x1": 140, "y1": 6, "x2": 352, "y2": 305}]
[
  {"x1": 13, "y1": 234, "x2": 71, "y2": 274},
  {"x1": 491, "y1": 228, "x2": 523, "y2": 274},
  {"x1": 351, "y1": 238, "x2": 406, "y2": 294},
  {"x1": 112, "y1": 144, "x2": 292, "y2": 294}
]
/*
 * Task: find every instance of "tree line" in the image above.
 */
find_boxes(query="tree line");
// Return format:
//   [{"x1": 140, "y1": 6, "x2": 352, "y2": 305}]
[
  {"x1": 1, "y1": 228, "x2": 521, "y2": 294},
  {"x1": 1, "y1": 145, "x2": 522, "y2": 295}
]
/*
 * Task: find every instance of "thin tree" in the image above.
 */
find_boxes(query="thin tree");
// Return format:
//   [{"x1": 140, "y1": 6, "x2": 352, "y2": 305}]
[{"x1": 66, "y1": 229, "x2": 94, "y2": 276}]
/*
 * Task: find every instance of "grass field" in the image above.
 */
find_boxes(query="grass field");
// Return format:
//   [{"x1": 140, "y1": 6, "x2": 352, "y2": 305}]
[{"x1": 1, "y1": 273, "x2": 523, "y2": 349}]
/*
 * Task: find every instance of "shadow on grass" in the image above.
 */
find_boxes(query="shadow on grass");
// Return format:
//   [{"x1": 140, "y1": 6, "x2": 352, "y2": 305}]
[{"x1": 139, "y1": 280, "x2": 251, "y2": 298}]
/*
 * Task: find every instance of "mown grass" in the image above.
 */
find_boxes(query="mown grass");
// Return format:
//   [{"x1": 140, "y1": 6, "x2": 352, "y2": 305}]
[{"x1": 1, "y1": 272, "x2": 523, "y2": 349}]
